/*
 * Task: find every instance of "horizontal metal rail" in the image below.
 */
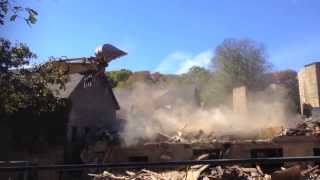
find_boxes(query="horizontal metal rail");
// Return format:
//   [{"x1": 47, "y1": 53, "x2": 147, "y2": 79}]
[{"x1": 1, "y1": 156, "x2": 320, "y2": 172}]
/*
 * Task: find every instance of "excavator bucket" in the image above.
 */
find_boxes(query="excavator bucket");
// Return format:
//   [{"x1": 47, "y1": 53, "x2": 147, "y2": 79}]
[{"x1": 95, "y1": 44, "x2": 127, "y2": 64}]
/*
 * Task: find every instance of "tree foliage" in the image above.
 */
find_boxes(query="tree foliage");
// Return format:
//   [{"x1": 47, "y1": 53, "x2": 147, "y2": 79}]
[
  {"x1": 0, "y1": 1, "x2": 68, "y2": 147},
  {"x1": 181, "y1": 66, "x2": 210, "y2": 85},
  {"x1": 179, "y1": 66, "x2": 229, "y2": 107},
  {"x1": 0, "y1": 38, "x2": 63, "y2": 117},
  {"x1": 107, "y1": 70, "x2": 169, "y2": 89},
  {"x1": 0, "y1": 39, "x2": 68, "y2": 116},
  {"x1": 107, "y1": 69, "x2": 132, "y2": 88},
  {"x1": 212, "y1": 38, "x2": 271, "y2": 91},
  {"x1": 0, "y1": 0, "x2": 38, "y2": 25},
  {"x1": 0, "y1": 39, "x2": 69, "y2": 146}
]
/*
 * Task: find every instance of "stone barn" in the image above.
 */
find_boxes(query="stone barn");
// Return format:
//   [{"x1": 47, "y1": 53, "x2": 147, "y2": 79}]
[
  {"x1": 52, "y1": 73, "x2": 120, "y2": 143},
  {"x1": 49, "y1": 44, "x2": 126, "y2": 144}
]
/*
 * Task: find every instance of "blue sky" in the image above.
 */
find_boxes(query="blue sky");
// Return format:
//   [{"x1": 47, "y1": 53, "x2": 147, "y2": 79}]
[{"x1": 1, "y1": 0, "x2": 320, "y2": 74}]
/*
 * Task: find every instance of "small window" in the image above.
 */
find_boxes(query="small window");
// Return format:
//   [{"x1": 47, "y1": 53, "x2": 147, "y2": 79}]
[
  {"x1": 314, "y1": 148, "x2": 320, "y2": 156},
  {"x1": 313, "y1": 148, "x2": 320, "y2": 164},
  {"x1": 129, "y1": 156, "x2": 149, "y2": 162},
  {"x1": 251, "y1": 148, "x2": 283, "y2": 172},
  {"x1": 71, "y1": 127, "x2": 77, "y2": 142},
  {"x1": 84, "y1": 127, "x2": 90, "y2": 136},
  {"x1": 251, "y1": 148, "x2": 283, "y2": 158}
]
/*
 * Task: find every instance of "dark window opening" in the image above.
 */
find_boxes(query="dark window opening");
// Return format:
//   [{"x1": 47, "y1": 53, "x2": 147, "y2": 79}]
[
  {"x1": 313, "y1": 148, "x2": 320, "y2": 164},
  {"x1": 71, "y1": 127, "x2": 77, "y2": 142},
  {"x1": 302, "y1": 103, "x2": 312, "y2": 117},
  {"x1": 251, "y1": 148, "x2": 283, "y2": 158},
  {"x1": 313, "y1": 148, "x2": 320, "y2": 156},
  {"x1": 129, "y1": 156, "x2": 149, "y2": 162},
  {"x1": 84, "y1": 127, "x2": 90, "y2": 136},
  {"x1": 251, "y1": 148, "x2": 283, "y2": 172},
  {"x1": 193, "y1": 149, "x2": 222, "y2": 159}
]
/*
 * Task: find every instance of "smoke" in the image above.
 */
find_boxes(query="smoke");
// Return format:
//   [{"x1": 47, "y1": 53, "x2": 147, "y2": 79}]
[{"x1": 115, "y1": 82, "x2": 296, "y2": 146}]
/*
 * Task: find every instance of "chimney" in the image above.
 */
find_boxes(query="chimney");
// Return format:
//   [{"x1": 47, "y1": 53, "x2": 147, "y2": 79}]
[{"x1": 298, "y1": 62, "x2": 320, "y2": 117}]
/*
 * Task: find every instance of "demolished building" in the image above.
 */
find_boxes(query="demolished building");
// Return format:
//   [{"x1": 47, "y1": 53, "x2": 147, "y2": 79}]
[
  {"x1": 5, "y1": 54, "x2": 320, "y2": 179},
  {"x1": 46, "y1": 44, "x2": 128, "y2": 167},
  {"x1": 101, "y1": 134, "x2": 320, "y2": 163},
  {"x1": 84, "y1": 62, "x2": 320, "y2": 168},
  {"x1": 49, "y1": 44, "x2": 127, "y2": 143},
  {"x1": 298, "y1": 62, "x2": 320, "y2": 117}
]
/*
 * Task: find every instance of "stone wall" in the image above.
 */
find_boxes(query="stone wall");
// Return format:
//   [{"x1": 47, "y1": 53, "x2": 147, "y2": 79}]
[
  {"x1": 298, "y1": 62, "x2": 320, "y2": 115},
  {"x1": 103, "y1": 136, "x2": 320, "y2": 163},
  {"x1": 233, "y1": 86, "x2": 248, "y2": 116},
  {"x1": 67, "y1": 75, "x2": 119, "y2": 142}
]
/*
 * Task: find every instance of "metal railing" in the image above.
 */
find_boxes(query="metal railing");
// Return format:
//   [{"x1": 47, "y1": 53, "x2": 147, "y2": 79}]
[
  {"x1": 2, "y1": 156, "x2": 320, "y2": 171},
  {"x1": 1, "y1": 156, "x2": 320, "y2": 180}
]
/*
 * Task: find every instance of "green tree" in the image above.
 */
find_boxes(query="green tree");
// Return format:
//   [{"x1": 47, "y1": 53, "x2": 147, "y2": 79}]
[
  {"x1": 0, "y1": 1, "x2": 68, "y2": 148},
  {"x1": 0, "y1": 40, "x2": 68, "y2": 117},
  {"x1": 181, "y1": 66, "x2": 211, "y2": 86},
  {"x1": 107, "y1": 69, "x2": 132, "y2": 87},
  {"x1": 212, "y1": 38, "x2": 271, "y2": 91},
  {"x1": 0, "y1": 0, "x2": 38, "y2": 25},
  {"x1": 179, "y1": 66, "x2": 210, "y2": 106}
]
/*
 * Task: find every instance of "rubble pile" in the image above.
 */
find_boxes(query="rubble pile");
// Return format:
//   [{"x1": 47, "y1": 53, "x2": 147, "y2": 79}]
[
  {"x1": 301, "y1": 165, "x2": 320, "y2": 179},
  {"x1": 199, "y1": 165, "x2": 268, "y2": 180},
  {"x1": 284, "y1": 118, "x2": 320, "y2": 136},
  {"x1": 89, "y1": 164, "x2": 272, "y2": 180},
  {"x1": 89, "y1": 164, "x2": 320, "y2": 180},
  {"x1": 270, "y1": 165, "x2": 320, "y2": 180},
  {"x1": 156, "y1": 130, "x2": 217, "y2": 144},
  {"x1": 89, "y1": 169, "x2": 184, "y2": 180}
]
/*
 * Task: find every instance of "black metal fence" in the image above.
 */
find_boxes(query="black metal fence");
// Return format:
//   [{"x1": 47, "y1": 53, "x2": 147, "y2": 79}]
[{"x1": 1, "y1": 156, "x2": 320, "y2": 180}]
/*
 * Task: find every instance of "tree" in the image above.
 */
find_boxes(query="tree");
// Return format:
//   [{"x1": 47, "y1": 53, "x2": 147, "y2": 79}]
[
  {"x1": 181, "y1": 66, "x2": 211, "y2": 86},
  {"x1": 0, "y1": 39, "x2": 68, "y2": 116},
  {"x1": 179, "y1": 66, "x2": 210, "y2": 106},
  {"x1": 0, "y1": 0, "x2": 38, "y2": 25},
  {"x1": 212, "y1": 38, "x2": 271, "y2": 91},
  {"x1": 0, "y1": 1, "x2": 68, "y2": 148},
  {"x1": 106, "y1": 69, "x2": 132, "y2": 87}
]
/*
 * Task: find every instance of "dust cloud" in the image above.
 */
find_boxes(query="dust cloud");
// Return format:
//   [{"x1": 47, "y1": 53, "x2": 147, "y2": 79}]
[{"x1": 115, "y1": 82, "x2": 296, "y2": 146}]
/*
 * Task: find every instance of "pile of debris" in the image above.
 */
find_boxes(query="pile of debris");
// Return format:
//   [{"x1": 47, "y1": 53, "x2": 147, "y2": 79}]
[
  {"x1": 89, "y1": 164, "x2": 270, "y2": 180},
  {"x1": 89, "y1": 154, "x2": 270, "y2": 179},
  {"x1": 284, "y1": 118, "x2": 320, "y2": 136},
  {"x1": 155, "y1": 130, "x2": 216, "y2": 144},
  {"x1": 200, "y1": 165, "x2": 268, "y2": 180},
  {"x1": 301, "y1": 165, "x2": 320, "y2": 179},
  {"x1": 89, "y1": 169, "x2": 185, "y2": 180},
  {"x1": 270, "y1": 164, "x2": 320, "y2": 180},
  {"x1": 89, "y1": 164, "x2": 320, "y2": 180}
]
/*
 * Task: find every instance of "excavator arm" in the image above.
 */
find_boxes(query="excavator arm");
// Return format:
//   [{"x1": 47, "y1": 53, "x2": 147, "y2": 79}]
[
  {"x1": 44, "y1": 43, "x2": 127, "y2": 75},
  {"x1": 53, "y1": 61, "x2": 99, "y2": 74}
]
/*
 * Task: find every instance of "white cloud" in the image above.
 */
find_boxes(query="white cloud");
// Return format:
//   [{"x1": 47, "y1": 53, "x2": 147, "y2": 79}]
[{"x1": 155, "y1": 50, "x2": 213, "y2": 74}]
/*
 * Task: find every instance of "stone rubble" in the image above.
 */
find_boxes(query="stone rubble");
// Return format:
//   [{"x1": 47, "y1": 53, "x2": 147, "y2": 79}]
[
  {"x1": 284, "y1": 118, "x2": 320, "y2": 136},
  {"x1": 89, "y1": 164, "x2": 320, "y2": 180},
  {"x1": 88, "y1": 164, "x2": 271, "y2": 180}
]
